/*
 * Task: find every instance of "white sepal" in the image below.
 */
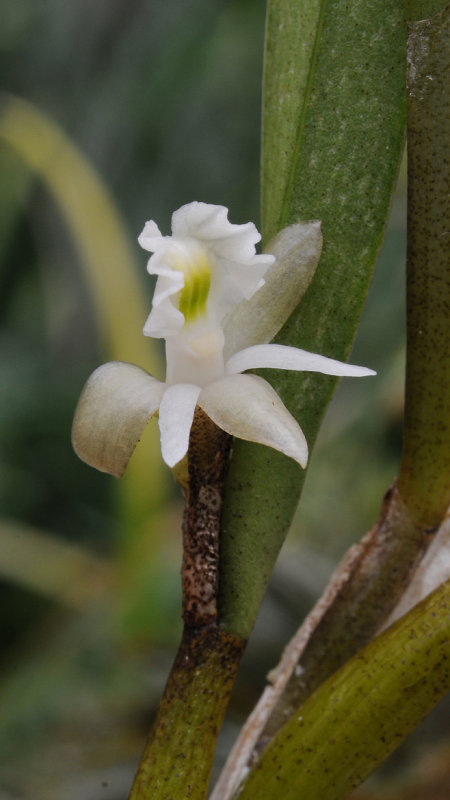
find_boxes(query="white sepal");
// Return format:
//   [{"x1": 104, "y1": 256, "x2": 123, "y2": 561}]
[
  {"x1": 71, "y1": 362, "x2": 165, "y2": 478},
  {"x1": 159, "y1": 383, "x2": 202, "y2": 467},
  {"x1": 223, "y1": 221, "x2": 322, "y2": 358},
  {"x1": 225, "y1": 343, "x2": 376, "y2": 378},
  {"x1": 198, "y1": 373, "x2": 308, "y2": 467}
]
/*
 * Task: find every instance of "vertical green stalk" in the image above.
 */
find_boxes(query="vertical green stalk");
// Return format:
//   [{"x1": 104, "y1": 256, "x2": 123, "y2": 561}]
[
  {"x1": 398, "y1": 2, "x2": 450, "y2": 525},
  {"x1": 128, "y1": 626, "x2": 245, "y2": 800},
  {"x1": 128, "y1": 416, "x2": 244, "y2": 800},
  {"x1": 238, "y1": 580, "x2": 450, "y2": 800}
]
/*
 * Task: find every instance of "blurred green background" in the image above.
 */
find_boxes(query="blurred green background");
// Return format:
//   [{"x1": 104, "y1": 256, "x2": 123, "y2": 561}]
[{"x1": 0, "y1": 1, "x2": 447, "y2": 798}]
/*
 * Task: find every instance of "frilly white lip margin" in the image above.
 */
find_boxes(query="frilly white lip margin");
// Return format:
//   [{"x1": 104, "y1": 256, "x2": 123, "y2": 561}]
[{"x1": 72, "y1": 201, "x2": 375, "y2": 476}]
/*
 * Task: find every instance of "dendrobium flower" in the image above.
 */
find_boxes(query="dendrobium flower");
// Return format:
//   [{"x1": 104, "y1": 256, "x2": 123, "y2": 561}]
[{"x1": 72, "y1": 202, "x2": 375, "y2": 477}]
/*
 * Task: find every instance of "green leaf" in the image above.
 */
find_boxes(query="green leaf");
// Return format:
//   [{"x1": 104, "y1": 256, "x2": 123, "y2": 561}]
[
  {"x1": 0, "y1": 95, "x2": 168, "y2": 520},
  {"x1": 238, "y1": 580, "x2": 450, "y2": 800},
  {"x1": 261, "y1": 0, "x2": 322, "y2": 239},
  {"x1": 219, "y1": 0, "x2": 406, "y2": 638}
]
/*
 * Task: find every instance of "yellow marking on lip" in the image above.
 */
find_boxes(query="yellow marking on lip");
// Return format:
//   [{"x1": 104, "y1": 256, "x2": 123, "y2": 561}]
[{"x1": 176, "y1": 250, "x2": 212, "y2": 322}]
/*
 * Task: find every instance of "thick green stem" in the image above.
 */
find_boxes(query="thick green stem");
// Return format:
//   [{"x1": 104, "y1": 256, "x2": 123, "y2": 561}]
[
  {"x1": 398, "y1": 3, "x2": 450, "y2": 525},
  {"x1": 262, "y1": 483, "x2": 434, "y2": 737},
  {"x1": 235, "y1": 0, "x2": 450, "y2": 754},
  {"x1": 238, "y1": 580, "x2": 450, "y2": 800},
  {"x1": 128, "y1": 412, "x2": 239, "y2": 799},
  {"x1": 128, "y1": 625, "x2": 245, "y2": 800}
]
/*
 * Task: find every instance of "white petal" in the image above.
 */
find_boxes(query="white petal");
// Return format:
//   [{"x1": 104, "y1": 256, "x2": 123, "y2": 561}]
[
  {"x1": 223, "y1": 221, "x2": 323, "y2": 358},
  {"x1": 159, "y1": 383, "x2": 201, "y2": 467},
  {"x1": 143, "y1": 273, "x2": 185, "y2": 338},
  {"x1": 225, "y1": 344, "x2": 376, "y2": 378},
  {"x1": 171, "y1": 202, "x2": 260, "y2": 259},
  {"x1": 138, "y1": 220, "x2": 164, "y2": 252},
  {"x1": 72, "y1": 362, "x2": 165, "y2": 478},
  {"x1": 198, "y1": 374, "x2": 308, "y2": 467},
  {"x1": 139, "y1": 203, "x2": 275, "y2": 342},
  {"x1": 143, "y1": 302, "x2": 184, "y2": 338},
  {"x1": 171, "y1": 202, "x2": 274, "y2": 297},
  {"x1": 145, "y1": 253, "x2": 185, "y2": 281}
]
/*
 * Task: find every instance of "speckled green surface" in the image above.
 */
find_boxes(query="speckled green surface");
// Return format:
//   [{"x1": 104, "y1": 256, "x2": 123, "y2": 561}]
[
  {"x1": 220, "y1": 0, "x2": 406, "y2": 638},
  {"x1": 398, "y1": 3, "x2": 450, "y2": 525},
  {"x1": 239, "y1": 580, "x2": 450, "y2": 800}
]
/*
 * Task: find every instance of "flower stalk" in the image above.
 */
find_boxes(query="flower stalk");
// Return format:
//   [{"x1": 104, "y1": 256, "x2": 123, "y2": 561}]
[
  {"x1": 127, "y1": 625, "x2": 245, "y2": 800},
  {"x1": 181, "y1": 409, "x2": 232, "y2": 628},
  {"x1": 398, "y1": 2, "x2": 450, "y2": 526},
  {"x1": 127, "y1": 411, "x2": 242, "y2": 800}
]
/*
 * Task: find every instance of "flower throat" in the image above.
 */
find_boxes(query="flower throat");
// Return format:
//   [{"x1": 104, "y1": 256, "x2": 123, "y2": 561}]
[{"x1": 176, "y1": 248, "x2": 212, "y2": 323}]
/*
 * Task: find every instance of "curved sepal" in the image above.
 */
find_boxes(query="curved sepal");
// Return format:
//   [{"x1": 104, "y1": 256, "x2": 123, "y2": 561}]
[
  {"x1": 225, "y1": 343, "x2": 376, "y2": 378},
  {"x1": 199, "y1": 374, "x2": 308, "y2": 467},
  {"x1": 223, "y1": 221, "x2": 322, "y2": 359},
  {"x1": 72, "y1": 362, "x2": 165, "y2": 478}
]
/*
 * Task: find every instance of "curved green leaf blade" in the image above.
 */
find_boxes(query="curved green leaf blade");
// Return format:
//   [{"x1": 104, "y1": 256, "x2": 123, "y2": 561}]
[
  {"x1": 0, "y1": 94, "x2": 160, "y2": 373},
  {"x1": 262, "y1": 0, "x2": 322, "y2": 237},
  {"x1": 0, "y1": 96, "x2": 168, "y2": 520},
  {"x1": 0, "y1": 95, "x2": 170, "y2": 629}
]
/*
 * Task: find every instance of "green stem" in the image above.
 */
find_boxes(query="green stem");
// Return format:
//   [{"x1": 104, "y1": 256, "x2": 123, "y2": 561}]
[
  {"x1": 398, "y1": 2, "x2": 450, "y2": 525},
  {"x1": 128, "y1": 413, "x2": 240, "y2": 799},
  {"x1": 261, "y1": 483, "x2": 433, "y2": 737},
  {"x1": 238, "y1": 580, "x2": 450, "y2": 800},
  {"x1": 128, "y1": 625, "x2": 245, "y2": 800}
]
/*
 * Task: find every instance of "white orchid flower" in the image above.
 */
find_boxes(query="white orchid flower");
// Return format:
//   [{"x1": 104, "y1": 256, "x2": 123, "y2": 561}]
[{"x1": 72, "y1": 202, "x2": 375, "y2": 477}]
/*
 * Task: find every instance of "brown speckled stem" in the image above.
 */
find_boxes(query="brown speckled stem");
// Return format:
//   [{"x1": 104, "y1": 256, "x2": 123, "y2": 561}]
[
  {"x1": 128, "y1": 411, "x2": 244, "y2": 800},
  {"x1": 182, "y1": 408, "x2": 232, "y2": 627}
]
